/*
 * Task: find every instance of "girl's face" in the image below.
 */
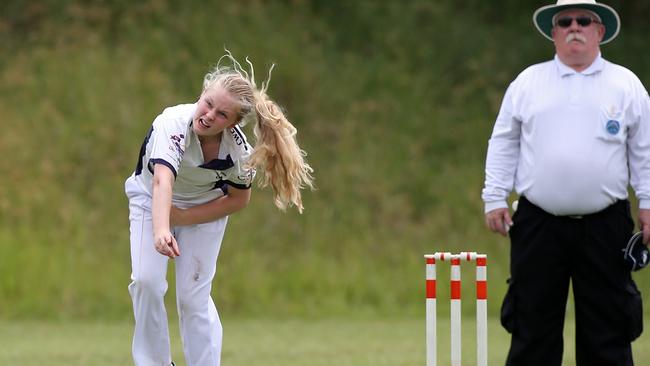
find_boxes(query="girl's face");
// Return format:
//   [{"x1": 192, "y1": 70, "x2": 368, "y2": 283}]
[{"x1": 192, "y1": 86, "x2": 240, "y2": 139}]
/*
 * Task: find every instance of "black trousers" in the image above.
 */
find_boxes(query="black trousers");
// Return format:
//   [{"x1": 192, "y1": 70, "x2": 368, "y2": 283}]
[{"x1": 502, "y1": 197, "x2": 643, "y2": 366}]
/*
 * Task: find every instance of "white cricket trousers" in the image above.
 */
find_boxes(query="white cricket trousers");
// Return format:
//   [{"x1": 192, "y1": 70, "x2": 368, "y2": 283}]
[{"x1": 126, "y1": 176, "x2": 227, "y2": 366}]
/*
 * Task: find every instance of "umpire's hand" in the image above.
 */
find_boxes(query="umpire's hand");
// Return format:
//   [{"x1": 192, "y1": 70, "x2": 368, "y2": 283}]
[
  {"x1": 639, "y1": 208, "x2": 650, "y2": 245},
  {"x1": 486, "y1": 207, "x2": 513, "y2": 237}
]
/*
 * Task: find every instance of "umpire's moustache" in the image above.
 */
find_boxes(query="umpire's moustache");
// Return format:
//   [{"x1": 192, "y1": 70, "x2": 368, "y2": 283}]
[{"x1": 565, "y1": 32, "x2": 587, "y2": 44}]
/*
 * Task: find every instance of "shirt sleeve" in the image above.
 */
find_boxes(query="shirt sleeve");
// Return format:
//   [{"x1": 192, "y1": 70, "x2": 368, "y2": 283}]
[
  {"x1": 223, "y1": 126, "x2": 256, "y2": 189},
  {"x1": 481, "y1": 81, "x2": 522, "y2": 213},
  {"x1": 226, "y1": 157, "x2": 256, "y2": 189},
  {"x1": 627, "y1": 81, "x2": 650, "y2": 209},
  {"x1": 147, "y1": 112, "x2": 187, "y2": 177}
]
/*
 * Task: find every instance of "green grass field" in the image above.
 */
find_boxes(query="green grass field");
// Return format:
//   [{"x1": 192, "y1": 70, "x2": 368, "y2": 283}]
[
  {"x1": 1, "y1": 3, "x2": 650, "y2": 365},
  {"x1": 2, "y1": 316, "x2": 649, "y2": 365}
]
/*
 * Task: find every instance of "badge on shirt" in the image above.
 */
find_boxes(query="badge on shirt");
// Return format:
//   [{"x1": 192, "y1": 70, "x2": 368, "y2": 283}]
[
  {"x1": 606, "y1": 120, "x2": 620, "y2": 135},
  {"x1": 169, "y1": 134, "x2": 185, "y2": 155}
]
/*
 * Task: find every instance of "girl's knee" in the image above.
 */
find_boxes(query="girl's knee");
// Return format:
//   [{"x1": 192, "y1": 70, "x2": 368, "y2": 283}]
[{"x1": 129, "y1": 275, "x2": 168, "y2": 298}]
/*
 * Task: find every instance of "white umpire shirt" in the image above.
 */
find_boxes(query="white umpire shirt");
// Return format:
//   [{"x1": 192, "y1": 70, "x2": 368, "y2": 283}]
[
  {"x1": 132, "y1": 103, "x2": 255, "y2": 207},
  {"x1": 482, "y1": 54, "x2": 650, "y2": 216}
]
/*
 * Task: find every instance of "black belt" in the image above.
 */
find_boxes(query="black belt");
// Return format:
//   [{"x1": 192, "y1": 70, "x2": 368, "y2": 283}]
[{"x1": 519, "y1": 196, "x2": 629, "y2": 220}]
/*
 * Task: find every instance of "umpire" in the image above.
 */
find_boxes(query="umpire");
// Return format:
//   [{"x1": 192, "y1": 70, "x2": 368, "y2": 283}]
[{"x1": 481, "y1": 0, "x2": 650, "y2": 365}]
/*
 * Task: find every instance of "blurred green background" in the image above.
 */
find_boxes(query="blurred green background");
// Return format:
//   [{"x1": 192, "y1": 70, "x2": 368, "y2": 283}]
[{"x1": 1, "y1": 0, "x2": 649, "y2": 340}]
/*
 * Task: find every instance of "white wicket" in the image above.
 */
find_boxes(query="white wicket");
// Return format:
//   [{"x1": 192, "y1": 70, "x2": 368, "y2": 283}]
[{"x1": 425, "y1": 252, "x2": 488, "y2": 366}]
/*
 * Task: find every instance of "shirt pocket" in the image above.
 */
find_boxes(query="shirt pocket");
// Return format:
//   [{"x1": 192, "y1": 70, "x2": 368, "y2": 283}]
[{"x1": 595, "y1": 106, "x2": 626, "y2": 145}]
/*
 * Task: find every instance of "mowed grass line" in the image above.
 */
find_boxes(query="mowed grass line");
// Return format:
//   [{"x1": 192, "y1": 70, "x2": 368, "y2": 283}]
[{"x1": 0, "y1": 317, "x2": 648, "y2": 365}]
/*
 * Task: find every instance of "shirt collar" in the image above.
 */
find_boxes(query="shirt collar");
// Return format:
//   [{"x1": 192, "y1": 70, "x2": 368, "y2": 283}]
[{"x1": 554, "y1": 53, "x2": 604, "y2": 77}]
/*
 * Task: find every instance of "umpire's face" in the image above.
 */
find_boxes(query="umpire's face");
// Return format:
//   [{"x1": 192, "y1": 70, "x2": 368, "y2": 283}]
[{"x1": 551, "y1": 9, "x2": 605, "y2": 67}]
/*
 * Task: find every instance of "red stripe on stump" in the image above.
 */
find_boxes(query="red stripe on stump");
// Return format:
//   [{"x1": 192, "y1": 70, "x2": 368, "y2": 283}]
[
  {"x1": 426, "y1": 280, "x2": 437, "y2": 299},
  {"x1": 477, "y1": 281, "x2": 487, "y2": 300},
  {"x1": 451, "y1": 280, "x2": 461, "y2": 299},
  {"x1": 477, "y1": 257, "x2": 487, "y2": 266},
  {"x1": 426, "y1": 257, "x2": 435, "y2": 264}
]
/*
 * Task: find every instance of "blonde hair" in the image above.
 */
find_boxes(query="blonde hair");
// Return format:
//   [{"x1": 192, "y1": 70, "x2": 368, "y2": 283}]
[{"x1": 202, "y1": 51, "x2": 315, "y2": 213}]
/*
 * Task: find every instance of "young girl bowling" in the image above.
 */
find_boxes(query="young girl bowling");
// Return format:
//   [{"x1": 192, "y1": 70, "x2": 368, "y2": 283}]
[{"x1": 125, "y1": 51, "x2": 314, "y2": 366}]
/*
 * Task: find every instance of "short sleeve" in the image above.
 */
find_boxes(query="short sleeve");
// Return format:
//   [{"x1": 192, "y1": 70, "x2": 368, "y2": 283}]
[
  {"x1": 147, "y1": 112, "x2": 188, "y2": 177},
  {"x1": 223, "y1": 125, "x2": 256, "y2": 189},
  {"x1": 226, "y1": 160, "x2": 256, "y2": 189}
]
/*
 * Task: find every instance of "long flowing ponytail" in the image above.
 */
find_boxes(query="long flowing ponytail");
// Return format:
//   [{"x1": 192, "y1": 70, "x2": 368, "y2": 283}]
[{"x1": 247, "y1": 93, "x2": 314, "y2": 213}]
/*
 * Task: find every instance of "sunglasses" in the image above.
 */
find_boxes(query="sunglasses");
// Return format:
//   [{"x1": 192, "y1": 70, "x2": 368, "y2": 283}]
[{"x1": 555, "y1": 16, "x2": 600, "y2": 28}]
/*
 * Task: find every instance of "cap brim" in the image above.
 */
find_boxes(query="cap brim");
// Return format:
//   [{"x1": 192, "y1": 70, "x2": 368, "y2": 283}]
[{"x1": 533, "y1": 3, "x2": 620, "y2": 44}]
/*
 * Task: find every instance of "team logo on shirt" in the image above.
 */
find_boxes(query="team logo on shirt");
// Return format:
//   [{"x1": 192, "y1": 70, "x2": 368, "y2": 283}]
[
  {"x1": 169, "y1": 134, "x2": 185, "y2": 155},
  {"x1": 605, "y1": 120, "x2": 620, "y2": 135},
  {"x1": 238, "y1": 169, "x2": 255, "y2": 184}
]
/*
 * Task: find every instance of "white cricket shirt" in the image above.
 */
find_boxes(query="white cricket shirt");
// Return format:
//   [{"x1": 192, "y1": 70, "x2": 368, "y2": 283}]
[
  {"x1": 132, "y1": 103, "x2": 255, "y2": 206},
  {"x1": 482, "y1": 54, "x2": 650, "y2": 215}
]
